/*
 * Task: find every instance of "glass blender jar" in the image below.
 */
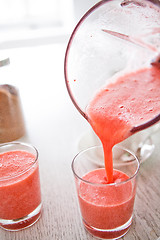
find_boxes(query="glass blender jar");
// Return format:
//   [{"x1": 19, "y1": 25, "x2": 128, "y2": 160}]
[{"x1": 64, "y1": 0, "x2": 160, "y2": 162}]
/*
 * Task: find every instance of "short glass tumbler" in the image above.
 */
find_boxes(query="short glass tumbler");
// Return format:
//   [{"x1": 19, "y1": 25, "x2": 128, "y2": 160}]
[
  {"x1": 72, "y1": 146, "x2": 139, "y2": 239},
  {"x1": 0, "y1": 142, "x2": 42, "y2": 231}
]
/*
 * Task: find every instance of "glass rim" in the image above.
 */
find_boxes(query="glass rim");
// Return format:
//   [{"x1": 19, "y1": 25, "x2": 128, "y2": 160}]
[
  {"x1": 71, "y1": 145, "x2": 140, "y2": 187},
  {"x1": 0, "y1": 142, "x2": 39, "y2": 181}
]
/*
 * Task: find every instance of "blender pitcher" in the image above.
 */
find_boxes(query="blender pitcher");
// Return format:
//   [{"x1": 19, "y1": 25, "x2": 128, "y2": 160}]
[{"x1": 64, "y1": 0, "x2": 160, "y2": 162}]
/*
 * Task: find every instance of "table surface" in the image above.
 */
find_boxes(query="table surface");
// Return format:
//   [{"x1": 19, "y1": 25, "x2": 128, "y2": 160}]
[{"x1": 0, "y1": 42, "x2": 160, "y2": 240}]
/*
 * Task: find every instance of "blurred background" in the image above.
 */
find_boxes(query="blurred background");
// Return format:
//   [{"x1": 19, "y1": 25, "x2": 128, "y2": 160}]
[
  {"x1": 0, "y1": 0, "x2": 99, "y2": 49},
  {"x1": 0, "y1": 0, "x2": 100, "y2": 147}
]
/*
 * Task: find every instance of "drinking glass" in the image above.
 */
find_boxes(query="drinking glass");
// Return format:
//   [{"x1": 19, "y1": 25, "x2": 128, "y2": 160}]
[
  {"x1": 72, "y1": 145, "x2": 139, "y2": 239},
  {"x1": 0, "y1": 142, "x2": 42, "y2": 231}
]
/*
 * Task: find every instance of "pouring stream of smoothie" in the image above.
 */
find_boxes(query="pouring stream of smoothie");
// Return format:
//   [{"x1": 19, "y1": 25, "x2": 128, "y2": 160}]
[{"x1": 86, "y1": 65, "x2": 160, "y2": 183}]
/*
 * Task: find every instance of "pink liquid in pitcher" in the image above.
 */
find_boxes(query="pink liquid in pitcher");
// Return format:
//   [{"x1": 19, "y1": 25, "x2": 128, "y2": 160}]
[{"x1": 86, "y1": 66, "x2": 160, "y2": 182}]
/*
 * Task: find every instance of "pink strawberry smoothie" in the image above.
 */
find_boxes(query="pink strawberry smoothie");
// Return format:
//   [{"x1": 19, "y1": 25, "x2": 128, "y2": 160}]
[
  {"x1": 86, "y1": 66, "x2": 160, "y2": 182},
  {"x1": 78, "y1": 65, "x2": 160, "y2": 237},
  {"x1": 0, "y1": 150, "x2": 41, "y2": 221},
  {"x1": 79, "y1": 169, "x2": 135, "y2": 229}
]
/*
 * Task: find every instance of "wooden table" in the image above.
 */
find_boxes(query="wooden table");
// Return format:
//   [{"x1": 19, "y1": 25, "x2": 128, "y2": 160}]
[{"x1": 0, "y1": 43, "x2": 159, "y2": 240}]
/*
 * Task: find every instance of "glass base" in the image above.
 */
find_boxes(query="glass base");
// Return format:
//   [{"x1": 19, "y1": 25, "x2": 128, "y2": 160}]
[
  {"x1": 0, "y1": 203, "x2": 42, "y2": 231},
  {"x1": 83, "y1": 215, "x2": 133, "y2": 239}
]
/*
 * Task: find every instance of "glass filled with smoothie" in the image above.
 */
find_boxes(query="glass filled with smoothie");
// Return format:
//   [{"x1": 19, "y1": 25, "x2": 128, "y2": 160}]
[
  {"x1": 72, "y1": 145, "x2": 139, "y2": 239},
  {"x1": 0, "y1": 142, "x2": 42, "y2": 231}
]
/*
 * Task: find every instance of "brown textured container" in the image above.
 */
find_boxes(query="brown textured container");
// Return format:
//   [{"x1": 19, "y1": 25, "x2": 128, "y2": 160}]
[{"x1": 0, "y1": 84, "x2": 25, "y2": 143}]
